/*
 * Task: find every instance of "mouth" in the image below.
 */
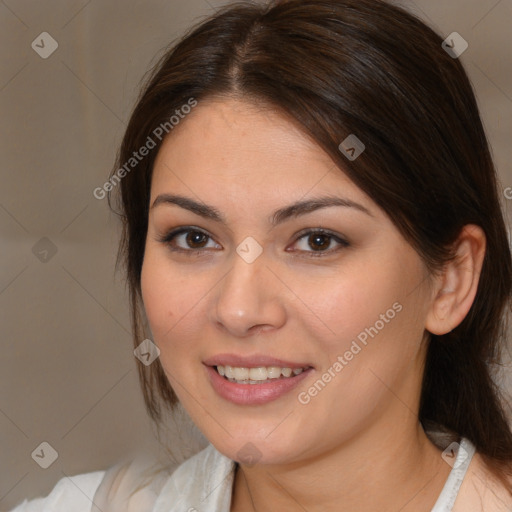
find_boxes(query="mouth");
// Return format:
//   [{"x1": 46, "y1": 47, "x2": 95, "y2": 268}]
[{"x1": 203, "y1": 356, "x2": 314, "y2": 405}]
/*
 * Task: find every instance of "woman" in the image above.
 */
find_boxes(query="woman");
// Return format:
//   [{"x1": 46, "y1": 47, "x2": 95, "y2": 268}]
[{"x1": 11, "y1": 0, "x2": 512, "y2": 510}]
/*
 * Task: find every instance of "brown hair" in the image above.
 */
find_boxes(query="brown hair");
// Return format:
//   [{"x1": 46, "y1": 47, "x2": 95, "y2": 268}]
[{"x1": 109, "y1": 0, "x2": 512, "y2": 490}]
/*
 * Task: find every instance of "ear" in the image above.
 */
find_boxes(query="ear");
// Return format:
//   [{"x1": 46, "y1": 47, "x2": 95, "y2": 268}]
[{"x1": 425, "y1": 224, "x2": 486, "y2": 335}]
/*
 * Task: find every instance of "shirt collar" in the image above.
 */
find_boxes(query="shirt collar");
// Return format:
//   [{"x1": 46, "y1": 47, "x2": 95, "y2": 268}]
[{"x1": 152, "y1": 443, "x2": 236, "y2": 512}]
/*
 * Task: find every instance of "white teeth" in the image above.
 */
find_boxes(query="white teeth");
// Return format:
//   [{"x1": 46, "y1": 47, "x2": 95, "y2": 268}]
[
  {"x1": 216, "y1": 365, "x2": 307, "y2": 383},
  {"x1": 233, "y1": 367, "x2": 249, "y2": 380},
  {"x1": 224, "y1": 365, "x2": 235, "y2": 379},
  {"x1": 249, "y1": 367, "x2": 268, "y2": 381},
  {"x1": 267, "y1": 366, "x2": 282, "y2": 379},
  {"x1": 281, "y1": 367, "x2": 292, "y2": 377}
]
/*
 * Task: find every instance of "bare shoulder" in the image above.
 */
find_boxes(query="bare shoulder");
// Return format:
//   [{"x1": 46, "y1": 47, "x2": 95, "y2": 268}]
[{"x1": 453, "y1": 452, "x2": 512, "y2": 512}]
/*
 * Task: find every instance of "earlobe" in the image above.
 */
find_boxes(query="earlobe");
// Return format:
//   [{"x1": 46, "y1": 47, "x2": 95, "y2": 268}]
[{"x1": 425, "y1": 224, "x2": 486, "y2": 336}]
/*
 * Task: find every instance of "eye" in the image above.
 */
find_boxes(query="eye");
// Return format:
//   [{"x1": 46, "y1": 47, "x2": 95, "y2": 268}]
[
  {"x1": 158, "y1": 227, "x2": 349, "y2": 258},
  {"x1": 159, "y1": 227, "x2": 221, "y2": 254},
  {"x1": 290, "y1": 229, "x2": 349, "y2": 257}
]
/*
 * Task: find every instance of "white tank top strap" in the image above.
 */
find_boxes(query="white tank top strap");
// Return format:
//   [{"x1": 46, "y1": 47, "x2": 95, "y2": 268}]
[{"x1": 430, "y1": 437, "x2": 476, "y2": 512}]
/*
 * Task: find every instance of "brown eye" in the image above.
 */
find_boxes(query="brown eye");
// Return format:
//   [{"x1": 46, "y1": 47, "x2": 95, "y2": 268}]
[
  {"x1": 159, "y1": 228, "x2": 221, "y2": 253},
  {"x1": 291, "y1": 229, "x2": 349, "y2": 257},
  {"x1": 185, "y1": 231, "x2": 209, "y2": 249},
  {"x1": 308, "y1": 233, "x2": 332, "y2": 251}
]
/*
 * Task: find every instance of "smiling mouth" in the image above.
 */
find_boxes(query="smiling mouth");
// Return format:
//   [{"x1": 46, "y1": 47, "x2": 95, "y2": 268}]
[{"x1": 215, "y1": 365, "x2": 311, "y2": 384}]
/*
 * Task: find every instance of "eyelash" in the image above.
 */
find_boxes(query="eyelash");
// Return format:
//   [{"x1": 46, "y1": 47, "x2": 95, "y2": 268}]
[{"x1": 158, "y1": 227, "x2": 349, "y2": 258}]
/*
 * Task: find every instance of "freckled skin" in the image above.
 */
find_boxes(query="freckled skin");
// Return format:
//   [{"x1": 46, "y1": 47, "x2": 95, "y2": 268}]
[{"x1": 140, "y1": 98, "x2": 471, "y2": 511}]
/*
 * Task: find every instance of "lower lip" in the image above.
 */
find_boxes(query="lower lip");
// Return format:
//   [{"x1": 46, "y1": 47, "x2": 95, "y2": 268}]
[{"x1": 204, "y1": 365, "x2": 313, "y2": 405}]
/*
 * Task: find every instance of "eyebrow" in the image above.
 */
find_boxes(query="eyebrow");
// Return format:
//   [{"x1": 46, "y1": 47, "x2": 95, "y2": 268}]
[{"x1": 150, "y1": 193, "x2": 373, "y2": 226}]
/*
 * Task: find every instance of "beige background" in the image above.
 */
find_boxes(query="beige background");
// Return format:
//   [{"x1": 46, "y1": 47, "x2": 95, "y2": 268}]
[{"x1": 1, "y1": 0, "x2": 511, "y2": 509}]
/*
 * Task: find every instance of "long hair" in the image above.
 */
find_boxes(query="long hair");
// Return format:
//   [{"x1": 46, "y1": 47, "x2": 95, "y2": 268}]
[{"x1": 109, "y1": 0, "x2": 512, "y2": 491}]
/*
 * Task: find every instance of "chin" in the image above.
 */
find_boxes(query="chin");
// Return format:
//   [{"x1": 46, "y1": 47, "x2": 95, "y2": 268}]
[{"x1": 201, "y1": 425, "x2": 311, "y2": 467}]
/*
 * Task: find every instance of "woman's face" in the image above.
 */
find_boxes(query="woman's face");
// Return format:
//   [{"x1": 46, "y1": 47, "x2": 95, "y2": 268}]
[{"x1": 141, "y1": 98, "x2": 435, "y2": 465}]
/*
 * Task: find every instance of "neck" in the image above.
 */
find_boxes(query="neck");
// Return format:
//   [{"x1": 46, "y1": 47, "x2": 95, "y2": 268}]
[{"x1": 231, "y1": 413, "x2": 451, "y2": 512}]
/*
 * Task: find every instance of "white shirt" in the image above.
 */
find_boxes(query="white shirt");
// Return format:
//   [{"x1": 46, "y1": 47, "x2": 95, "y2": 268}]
[{"x1": 9, "y1": 436, "x2": 476, "y2": 512}]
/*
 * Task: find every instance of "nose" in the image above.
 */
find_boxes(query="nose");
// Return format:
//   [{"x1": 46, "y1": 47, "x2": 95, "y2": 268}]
[{"x1": 211, "y1": 247, "x2": 286, "y2": 338}]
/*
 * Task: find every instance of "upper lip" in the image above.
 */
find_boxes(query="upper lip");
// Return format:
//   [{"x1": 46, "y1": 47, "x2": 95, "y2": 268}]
[{"x1": 203, "y1": 353, "x2": 313, "y2": 369}]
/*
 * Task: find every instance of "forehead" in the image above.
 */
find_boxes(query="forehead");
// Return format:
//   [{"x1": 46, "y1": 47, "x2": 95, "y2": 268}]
[{"x1": 151, "y1": 98, "x2": 364, "y2": 201}]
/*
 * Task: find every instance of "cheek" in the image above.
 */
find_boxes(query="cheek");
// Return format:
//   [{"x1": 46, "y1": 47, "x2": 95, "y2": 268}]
[
  {"x1": 140, "y1": 249, "x2": 196, "y2": 348},
  {"x1": 295, "y1": 258, "x2": 405, "y2": 351},
  {"x1": 140, "y1": 246, "x2": 224, "y2": 380},
  {"x1": 299, "y1": 249, "x2": 427, "y2": 383},
  {"x1": 140, "y1": 254, "x2": 174, "y2": 335},
  {"x1": 292, "y1": 282, "x2": 424, "y2": 447},
  {"x1": 140, "y1": 256, "x2": 199, "y2": 396}
]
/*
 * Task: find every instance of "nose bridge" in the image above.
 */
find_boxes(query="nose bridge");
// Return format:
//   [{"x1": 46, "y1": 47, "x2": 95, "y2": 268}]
[{"x1": 213, "y1": 238, "x2": 285, "y2": 335}]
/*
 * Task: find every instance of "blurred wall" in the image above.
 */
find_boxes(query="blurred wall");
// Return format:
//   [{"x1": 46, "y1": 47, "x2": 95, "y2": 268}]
[{"x1": 1, "y1": 0, "x2": 511, "y2": 509}]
